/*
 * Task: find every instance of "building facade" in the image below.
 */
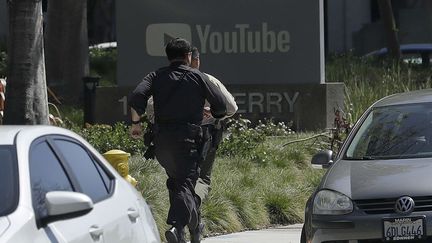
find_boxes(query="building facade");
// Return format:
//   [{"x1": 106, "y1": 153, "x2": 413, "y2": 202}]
[
  {"x1": 327, "y1": 0, "x2": 432, "y2": 55},
  {"x1": 0, "y1": 1, "x2": 7, "y2": 45}
]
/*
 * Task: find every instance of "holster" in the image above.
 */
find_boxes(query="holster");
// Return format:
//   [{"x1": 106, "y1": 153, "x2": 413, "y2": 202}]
[{"x1": 183, "y1": 123, "x2": 210, "y2": 164}]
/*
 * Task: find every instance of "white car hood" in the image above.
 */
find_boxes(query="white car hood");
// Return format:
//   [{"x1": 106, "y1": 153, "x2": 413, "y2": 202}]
[{"x1": 0, "y1": 217, "x2": 10, "y2": 237}]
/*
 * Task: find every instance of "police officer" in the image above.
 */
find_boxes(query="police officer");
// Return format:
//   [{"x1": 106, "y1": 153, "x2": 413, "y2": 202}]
[
  {"x1": 190, "y1": 46, "x2": 237, "y2": 200},
  {"x1": 139, "y1": 46, "x2": 237, "y2": 242},
  {"x1": 128, "y1": 38, "x2": 227, "y2": 243},
  {"x1": 189, "y1": 47, "x2": 238, "y2": 242}
]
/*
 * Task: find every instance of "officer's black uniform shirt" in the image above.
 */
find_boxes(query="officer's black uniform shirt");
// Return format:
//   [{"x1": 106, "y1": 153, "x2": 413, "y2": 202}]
[{"x1": 129, "y1": 61, "x2": 227, "y2": 125}]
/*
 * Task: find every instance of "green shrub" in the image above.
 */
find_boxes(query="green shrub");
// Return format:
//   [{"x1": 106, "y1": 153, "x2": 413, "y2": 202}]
[
  {"x1": 211, "y1": 158, "x2": 269, "y2": 229},
  {"x1": 129, "y1": 156, "x2": 169, "y2": 238},
  {"x1": 202, "y1": 191, "x2": 243, "y2": 233},
  {"x1": 327, "y1": 54, "x2": 432, "y2": 122},
  {"x1": 207, "y1": 143, "x2": 319, "y2": 230},
  {"x1": 300, "y1": 169, "x2": 325, "y2": 193},
  {"x1": 264, "y1": 188, "x2": 302, "y2": 224},
  {"x1": 225, "y1": 190, "x2": 268, "y2": 229},
  {"x1": 255, "y1": 118, "x2": 294, "y2": 136},
  {"x1": 218, "y1": 118, "x2": 298, "y2": 160},
  {"x1": 218, "y1": 118, "x2": 266, "y2": 157},
  {"x1": 72, "y1": 122, "x2": 144, "y2": 154}
]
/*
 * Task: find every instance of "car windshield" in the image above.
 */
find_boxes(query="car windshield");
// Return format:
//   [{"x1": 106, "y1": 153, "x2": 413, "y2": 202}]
[
  {"x1": 0, "y1": 146, "x2": 18, "y2": 216},
  {"x1": 345, "y1": 103, "x2": 432, "y2": 160}
]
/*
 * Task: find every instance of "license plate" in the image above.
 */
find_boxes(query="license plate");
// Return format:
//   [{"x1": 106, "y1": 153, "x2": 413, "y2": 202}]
[{"x1": 383, "y1": 216, "x2": 426, "y2": 241}]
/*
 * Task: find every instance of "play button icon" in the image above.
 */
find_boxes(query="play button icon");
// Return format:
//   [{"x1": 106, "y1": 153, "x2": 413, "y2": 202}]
[
  {"x1": 164, "y1": 33, "x2": 176, "y2": 46},
  {"x1": 146, "y1": 23, "x2": 192, "y2": 56}
]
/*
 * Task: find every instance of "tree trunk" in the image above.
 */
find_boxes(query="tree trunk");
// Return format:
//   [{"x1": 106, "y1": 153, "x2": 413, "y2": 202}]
[
  {"x1": 45, "y1": 0, "x2": 89, "y2": 104},
  {"x1": 3, "y1": 0, "x2": 49, "y2": 125},
  {"x1": 378, "y1": 0, "x2": 401, "y2": 60}
]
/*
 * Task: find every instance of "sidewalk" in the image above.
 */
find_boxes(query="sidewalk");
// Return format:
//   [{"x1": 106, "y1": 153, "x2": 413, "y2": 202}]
[{"x1": 200, "y1": 224, "x2": 303, "y2": 243}]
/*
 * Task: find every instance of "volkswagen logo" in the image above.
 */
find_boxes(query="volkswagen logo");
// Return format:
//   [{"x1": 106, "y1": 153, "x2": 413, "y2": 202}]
[{"x1": 395, "y1": 196, "x2": 415, "y2": 214}]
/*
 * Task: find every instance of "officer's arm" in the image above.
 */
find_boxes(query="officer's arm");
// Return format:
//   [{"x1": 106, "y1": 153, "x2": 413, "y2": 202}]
[
  {"x1": 128, "y1": 73, "x2": 155, "y2": 138},
  {"x1": 201, "y1": 74, "x2": 227, "y2": 119},
  {"x1": 128, "y1": 72, "x2": 155, "y2": 116},
  {"x1": 206, "y1": 74, "x2": 238, "y2": 118}
]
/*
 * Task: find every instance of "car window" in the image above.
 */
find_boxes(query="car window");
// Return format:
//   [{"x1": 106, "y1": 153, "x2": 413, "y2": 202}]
[
  {"x1": 54, "y1": 139, "x2": 109, "y2": 202},
  {"x1": 30, "y1": 141, "x2": 73, "y2": 219},
  {"x1": 93, "y1": 158, "x2": 112, "y2": 192},
  {"x1": 345, "y1": 103, "x2": 432, "y2": 159},
  {"x1": 0, "y1": 146, "x2": 18, "y2": 217}
]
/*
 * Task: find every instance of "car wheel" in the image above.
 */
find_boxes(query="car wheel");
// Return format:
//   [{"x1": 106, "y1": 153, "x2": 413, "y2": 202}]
[{"x1": 300, "y1": 225, "x2": 306, "y2": 243}]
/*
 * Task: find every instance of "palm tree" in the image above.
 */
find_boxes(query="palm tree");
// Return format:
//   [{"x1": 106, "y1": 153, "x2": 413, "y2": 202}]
[{"x1": 3, "y1": 0, "x2": 49, "y2": 125}]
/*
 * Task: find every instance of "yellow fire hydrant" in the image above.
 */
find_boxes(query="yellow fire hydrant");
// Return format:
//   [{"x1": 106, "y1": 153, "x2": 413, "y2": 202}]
[{"x1": 103, "y1": 149, "x2": 137, "y2": 187}]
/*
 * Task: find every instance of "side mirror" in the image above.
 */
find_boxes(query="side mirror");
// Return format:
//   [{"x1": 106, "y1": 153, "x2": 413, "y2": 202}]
[
  {"x1": 311, "y1": 150, "x2": 333, "y2": 168},
  {"x1": 46, "y1": 191, "x2": 93, "y2": 217}
]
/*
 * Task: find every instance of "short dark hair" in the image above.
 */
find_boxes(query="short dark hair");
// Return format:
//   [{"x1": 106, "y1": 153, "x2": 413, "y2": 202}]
[
  {"x1": 191, "y1": 46, "x2": 200, "y2": 59},
  {"x1": 165, "y1": 38, "x2": 192, "y2": 61}
]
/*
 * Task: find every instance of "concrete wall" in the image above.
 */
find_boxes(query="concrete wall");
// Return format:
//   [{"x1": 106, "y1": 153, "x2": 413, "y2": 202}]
[{"x1": 92, "y1": 83, "x2": 345, "y2": 131}]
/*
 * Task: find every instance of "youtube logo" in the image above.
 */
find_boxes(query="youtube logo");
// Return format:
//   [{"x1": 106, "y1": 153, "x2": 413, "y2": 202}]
[{"x1": 146, "y1": 23, "x2": 192, "y2": 56}]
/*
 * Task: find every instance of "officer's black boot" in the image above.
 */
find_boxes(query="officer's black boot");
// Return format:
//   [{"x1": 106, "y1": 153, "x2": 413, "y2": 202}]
[{"x1": 165, "y1": 227, "x2": 186, "y2": 243}]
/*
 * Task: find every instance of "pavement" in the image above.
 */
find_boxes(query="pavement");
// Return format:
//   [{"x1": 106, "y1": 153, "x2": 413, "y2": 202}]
[{"x1": 200, "y1": 224, "x2": 303, "y2": 243}]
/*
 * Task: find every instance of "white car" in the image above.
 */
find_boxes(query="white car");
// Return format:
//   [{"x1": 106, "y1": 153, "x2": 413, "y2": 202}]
[{"x1": 0, "y1": 126, "x2": 161, "y2": 243}]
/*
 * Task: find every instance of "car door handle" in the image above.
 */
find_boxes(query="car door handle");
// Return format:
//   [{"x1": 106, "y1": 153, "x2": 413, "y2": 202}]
[
  {"x1": 128, "y1": 208, "x2": 140, "y2": 222},
  {"x1": 89, "y1": 225, "x2": 104, "y2": 241}
]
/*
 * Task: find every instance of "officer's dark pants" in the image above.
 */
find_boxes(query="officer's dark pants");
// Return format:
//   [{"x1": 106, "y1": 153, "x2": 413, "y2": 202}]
[
  {"x1": 200, "y1": 145, "x2": 216, "y2": 185},
  {"x1": 195, "y1": 124, "x2": 223, "y2": 204},
  {"x1": 154, "y1": 124, "x2": 201, "y2": 229}
]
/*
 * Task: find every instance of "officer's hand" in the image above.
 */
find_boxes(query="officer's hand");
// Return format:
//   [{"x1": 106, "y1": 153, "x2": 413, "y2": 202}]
[{"x1": 130, "y1": 124, "x2": 142, "y2": 139}]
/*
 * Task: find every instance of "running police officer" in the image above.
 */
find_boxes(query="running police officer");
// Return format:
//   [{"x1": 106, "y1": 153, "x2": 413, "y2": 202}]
[
  {"x1": 128, "y1": 38, "x2": 227, "y2": 243},
  {"x1": 138, "y1": 46, "x2": 237, "y2": 242},
  {"x1": 189, "y1": 47, "x2": 238, "y2": 242},
  {"x1": 189, "y1": 46, "x2": 237, "y2": 204}
]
